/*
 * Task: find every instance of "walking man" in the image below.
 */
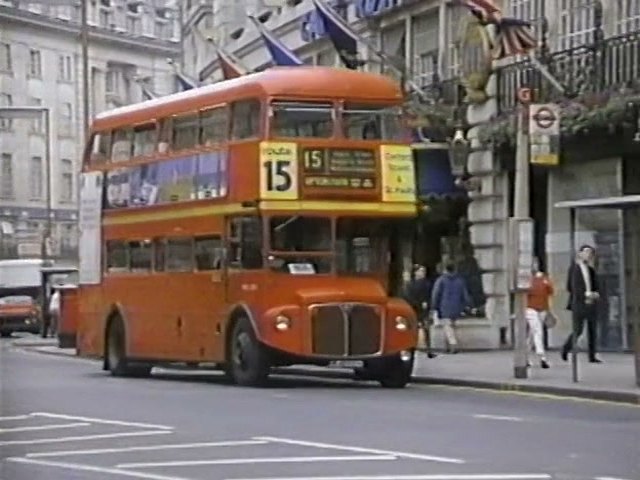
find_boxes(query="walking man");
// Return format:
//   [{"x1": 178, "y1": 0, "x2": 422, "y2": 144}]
[
  {"x1": 561, "y1": 245, "x2": 602, "y2": 363},
  {"x1": 526, "y1": 258, "x2": 554, "y2": 369},
  {"x1": 431, "y1": 262, "x2": 470, "y2": 354}
]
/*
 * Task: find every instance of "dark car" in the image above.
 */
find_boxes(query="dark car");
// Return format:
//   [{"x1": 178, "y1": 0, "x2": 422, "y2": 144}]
[{"x1": 0, "y1": 295, "x2": 41, "y2": 337}]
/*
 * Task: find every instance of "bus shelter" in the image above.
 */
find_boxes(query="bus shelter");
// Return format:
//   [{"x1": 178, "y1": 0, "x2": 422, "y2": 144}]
[{"x1": 555, "y1": 195, "x2": 640, "y2": 387}]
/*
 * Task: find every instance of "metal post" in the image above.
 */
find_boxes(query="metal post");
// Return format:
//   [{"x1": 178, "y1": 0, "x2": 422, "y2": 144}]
[
  {"x1": 513, "y1": 104, "x2": 530, "y2": 379},
  {"x1": 570, "y1": 207, "x2": 579, "y2": 383},
  {"x1": 81, "y1": 0, "x2": 90, "y2": 142}
]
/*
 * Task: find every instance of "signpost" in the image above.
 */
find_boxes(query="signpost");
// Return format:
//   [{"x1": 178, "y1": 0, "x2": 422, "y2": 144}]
[{"x1": 529, "y1": 103, "x2": 560, "y2": 166}]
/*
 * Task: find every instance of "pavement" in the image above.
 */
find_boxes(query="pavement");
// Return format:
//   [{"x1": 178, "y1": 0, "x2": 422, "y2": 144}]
[
  {"x1": 1, "y1": 337, "x2": 639, "y2": 480},
  {"x1": 11, "y1": 335, "x2": 639, "y2": 406}
]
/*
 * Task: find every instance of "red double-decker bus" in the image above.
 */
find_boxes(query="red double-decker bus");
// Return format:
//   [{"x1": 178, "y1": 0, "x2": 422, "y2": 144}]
[{"x1": 77, "y1": 66, "x2": 418, "y2": 387}]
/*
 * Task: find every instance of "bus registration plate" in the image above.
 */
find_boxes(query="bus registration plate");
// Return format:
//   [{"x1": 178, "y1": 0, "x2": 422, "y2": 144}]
[{"x1": 328, "y1": 360, "x2": 363, "y2": 369}]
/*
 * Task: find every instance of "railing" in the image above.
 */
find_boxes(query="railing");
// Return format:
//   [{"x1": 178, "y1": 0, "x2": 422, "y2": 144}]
[{"x1": 496, "y1": 29, "x2": 640, "y2": 114}]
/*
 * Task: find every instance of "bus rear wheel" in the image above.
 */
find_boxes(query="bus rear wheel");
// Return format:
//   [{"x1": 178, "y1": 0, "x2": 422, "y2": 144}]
[
  {"x1": 106, "y1": 318, "x2": 151, "y2": 378},
  {"x1": 227, "y1": 317, "x2": 269, "y2": 387}
]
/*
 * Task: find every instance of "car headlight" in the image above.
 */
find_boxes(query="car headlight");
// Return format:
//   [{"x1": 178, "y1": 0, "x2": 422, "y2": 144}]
[
  {"x1": 394, "y1": 316, "x2": 409, "y2": 331},
  {"x1": 275, "y1": 315, "x2": 291, "y2": 332}
]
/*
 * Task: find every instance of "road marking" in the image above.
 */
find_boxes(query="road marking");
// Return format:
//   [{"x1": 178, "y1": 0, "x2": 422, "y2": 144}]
[
  {"x1": 0, "y1": 415, "x2": 30, "y2": 422},
  {"x1": 6, "y1": 457, "x2": 191, "y2": 480},
  {"x1": 255, "y1": 436, "x2": 465, "y2": 465},
  {"x1": 225, "y1": 475, "x2": 553, "y2": 480},
  {"x1": 596, "y1": 477, "x2": 632, "y2": 480},
  {"x1": 118, "y1": 455, "x2": 396, "y2": 469},
  {"x1": 27, "y1": 439, "x2": 269, "y2": 458},
  {"x1": 0, "y1": 430, "x2": 171, "y2": 446},
  {"x1": 31, "y1": 412, "x2": 174, "y2": 431},
  {"x1": 472, "y1": 414, "x2": 524, "y2": 422},
  {"x1": 0, "y1": 422, "x2": 89, "y2": 434}
]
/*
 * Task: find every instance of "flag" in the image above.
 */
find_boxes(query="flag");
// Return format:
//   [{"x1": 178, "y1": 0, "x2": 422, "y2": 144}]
[
  {"x1": 461, "y1": 0, "x2": 537, "y2": 59},
  {"x1": 248, "y1": 16, "x2": 303, "y2": 66},
  {"x1": 198, "y1": 41, "x2": 250, "y2": 82},
  {"x1": 175, "y1": 71, "x2": 199, "y2": 91},
  {"x1": 140, "y1": 83, "x2": 157, "y2": 100},
  {"x1": 311, "y1": 0, "x2": 362, "y2": 69}
]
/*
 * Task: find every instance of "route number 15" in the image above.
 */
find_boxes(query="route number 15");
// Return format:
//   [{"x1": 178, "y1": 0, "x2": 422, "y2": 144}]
[{"x1": 259, "y1": 143, "x2": 299, "y2": 200}]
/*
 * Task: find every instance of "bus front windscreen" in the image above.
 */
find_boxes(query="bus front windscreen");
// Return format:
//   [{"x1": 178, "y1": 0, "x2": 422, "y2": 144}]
[{"x1": 267, "y1": 216, "x2": 332, "y2": 274}]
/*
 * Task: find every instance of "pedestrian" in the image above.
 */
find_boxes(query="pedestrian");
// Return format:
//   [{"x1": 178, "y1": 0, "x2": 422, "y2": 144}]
[
  {"x1": 404, "y1": 265, "x2": 436, "y2": 359},
  {"x1": 48, "y1": 288, "x2": 61, "y2": 338},
  {"x1": 526, "y1": 258, "x2": 554, "y2": 369},
  {"x1": 561, "y1": 245, "x2": 602, "y2": 363},
  {"x1": 430, "y1": 262, "x2": 470, "y2": 354}
]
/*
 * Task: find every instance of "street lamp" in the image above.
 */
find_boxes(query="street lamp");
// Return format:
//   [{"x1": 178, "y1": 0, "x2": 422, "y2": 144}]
[
  {"x1": 448, "y1": 127, "x2": 470, "y2": 177},
  {"x1": 0, "y1": 107, "x2": 52, "y2": 264}
]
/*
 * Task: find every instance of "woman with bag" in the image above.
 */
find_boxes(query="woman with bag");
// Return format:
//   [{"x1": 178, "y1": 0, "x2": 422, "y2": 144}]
[{"x1": 526, "y1": 258, "x2": 555, "y2": 369}]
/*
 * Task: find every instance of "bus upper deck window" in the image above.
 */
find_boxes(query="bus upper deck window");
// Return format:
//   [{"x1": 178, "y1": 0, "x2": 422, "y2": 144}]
[
  {"x1": 133, "y1": 123, "x2": 157, "y2": 158},
  {"x1": 270, "y1": 101, "x2": 333, "y2": 138},
  {"x1": 231, "y1": 99, "x2": 261, "y2": 140},
  {"x1": 111, "y1": 128, "x2": 133, "y2": 162},
  {"x1": 90, "y1": 132, "x2": 111, "y2": 164},
  {"x1": 172, "y1": 115, "x2": 199, "y2": 151},
  {"x1": 342, "y1": 104, "x2": 402, "y2": 141},
  {"x1": 200, "y1": 107, "x2": 228, "y2": 146}
]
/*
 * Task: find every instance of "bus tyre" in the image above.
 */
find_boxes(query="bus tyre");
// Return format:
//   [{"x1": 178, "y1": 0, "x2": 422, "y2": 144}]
[
  {"x1": 377, "y1": 353, "x2": 414, "y2": 389},
  {"x1": 0, "y1": 330, "x2": 11, "y2": 338},
  {"x1": 228, "y1": 317, "x2": 270, "y2": 387},
  {"x1": 106, "y1": 318, "x2": 151, "y2": 378}
]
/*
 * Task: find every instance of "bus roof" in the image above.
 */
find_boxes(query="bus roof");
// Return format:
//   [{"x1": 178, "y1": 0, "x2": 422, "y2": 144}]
[{"x1": 92, "y1": 67, "x2": 404, "y2": 131}]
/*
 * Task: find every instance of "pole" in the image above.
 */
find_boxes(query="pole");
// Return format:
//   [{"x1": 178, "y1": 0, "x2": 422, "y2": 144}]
[
  {"x1": 513, "y1": 104, "x2": 530, "y2": 379},
  {"x1": 570, "y1": 207, "x2": 579, "y2": 383},
  {"x1": 81, "y1": 0, "x2": 90, "y2": 143}
]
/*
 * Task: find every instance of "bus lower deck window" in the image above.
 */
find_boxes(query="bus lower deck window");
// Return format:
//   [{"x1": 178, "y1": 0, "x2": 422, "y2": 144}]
[
  {"x1": 129, "y1": 240, "x2": 152, "y2": 272},
  {"x1": 165, "y1": 238, "x2": 194, "y2": 272},
  {"x1": 106, "y1": 240, "x2": 128, "y2": 272},
  {"x1": 195, "y1": 236, "x2": 223, "y2": 271}
]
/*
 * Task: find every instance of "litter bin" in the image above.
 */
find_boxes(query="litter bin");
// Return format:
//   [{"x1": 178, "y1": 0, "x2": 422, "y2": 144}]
[{"x1": 56, "y1": 284, "x2": 78, "y2": 349}]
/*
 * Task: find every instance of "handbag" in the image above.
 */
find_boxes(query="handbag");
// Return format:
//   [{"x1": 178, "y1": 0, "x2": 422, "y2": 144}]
[{"x1": 544, "y1": 311, "x2": 558, "y2": 329}]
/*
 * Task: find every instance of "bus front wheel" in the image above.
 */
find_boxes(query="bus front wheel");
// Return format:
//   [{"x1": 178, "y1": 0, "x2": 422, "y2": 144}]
[
  {"x1": 369, "y1": 353, "x2": 414, "y2": 389},
  {"x1": 106, "y1": 318, "x2": 151, "y2": 378},
  {"x1": 227, "y1": 317, "x2": 270, "y2": 387}
]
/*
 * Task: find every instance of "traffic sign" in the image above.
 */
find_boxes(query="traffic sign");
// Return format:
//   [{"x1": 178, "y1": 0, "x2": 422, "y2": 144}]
[{"x1": 529, "y1": 103, "x2": 559, "y2": 135}]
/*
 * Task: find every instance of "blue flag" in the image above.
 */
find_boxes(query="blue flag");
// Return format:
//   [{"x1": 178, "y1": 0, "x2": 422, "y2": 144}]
[
  {"x1": 175, "y1": 71, "x2": 198, "y2": 91},
  {"x1": 249, "y1": 16, "x2": 303, "y2": 67},
  {"x1": 312, "y1": 0, "x2": 361, "y2": 69}
]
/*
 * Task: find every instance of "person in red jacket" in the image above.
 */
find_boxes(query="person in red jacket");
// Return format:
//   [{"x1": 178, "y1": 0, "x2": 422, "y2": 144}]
[{"x1": 526, "y1": 258, "x2": 554, "y2": 369}]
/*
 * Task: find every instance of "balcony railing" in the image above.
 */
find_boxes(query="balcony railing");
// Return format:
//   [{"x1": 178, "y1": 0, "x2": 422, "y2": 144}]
[{"x1": 496, "y1": 29, "x2": 640, "y2": 114}]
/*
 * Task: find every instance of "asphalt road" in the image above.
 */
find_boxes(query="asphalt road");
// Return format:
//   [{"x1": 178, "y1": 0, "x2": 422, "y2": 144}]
[{"x1": 0, "y1": 338, "x2": 639, "y2": 480}]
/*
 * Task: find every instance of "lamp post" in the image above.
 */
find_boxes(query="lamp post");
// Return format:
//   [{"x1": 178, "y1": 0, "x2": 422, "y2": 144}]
[
  {"x1": 0, "y1": 107, "x2": 52, "y2": 264},
  {"x1": 81, "y1": 0, "x2": 89, "y2": 143}
]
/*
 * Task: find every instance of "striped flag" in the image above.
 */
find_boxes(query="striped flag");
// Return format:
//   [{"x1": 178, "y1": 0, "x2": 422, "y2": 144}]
[
  {"x1": 461, "y1": 0, "x2": 537, "y2": 59},
  {"x1": 198, "y1": 41, "x2": 249, "y2": 82},
  {"x1": 249, "y1": 16, "x2": 303, "y2": 66},
  {"x1": 311, "y1": 0, "x2": 362, "y2": 69}
]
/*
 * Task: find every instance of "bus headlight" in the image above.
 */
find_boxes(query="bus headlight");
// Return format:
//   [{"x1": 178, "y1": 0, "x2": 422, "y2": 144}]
[
  {"x1": 275, "y1": 315, "x2": 291, "y2": 332},
  {"x1": 394, "y1": 316, "x2": 409, "y2": 331}
]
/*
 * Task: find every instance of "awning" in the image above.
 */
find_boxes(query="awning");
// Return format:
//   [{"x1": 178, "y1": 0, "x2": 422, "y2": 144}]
[
  {"x1": 412, "y1": 142, "x2": 467, "y2": 199},
  {"x1": 555, "y1": 195, "x2": 640, "y2": 210}
]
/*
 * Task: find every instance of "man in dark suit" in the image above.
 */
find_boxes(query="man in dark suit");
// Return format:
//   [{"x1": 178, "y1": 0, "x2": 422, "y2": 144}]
[{"x1": 561, "y1": 245, "x2": 602, "y2": 363}]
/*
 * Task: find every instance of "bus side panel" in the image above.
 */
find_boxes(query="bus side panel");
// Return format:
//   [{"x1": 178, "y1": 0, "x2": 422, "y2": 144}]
[
  {"x1": 228, "y1": 143, "x2": 259, "y2": 203},
  {"x1": 77, "y1": 285, "x2": 105, "y2": 358}
]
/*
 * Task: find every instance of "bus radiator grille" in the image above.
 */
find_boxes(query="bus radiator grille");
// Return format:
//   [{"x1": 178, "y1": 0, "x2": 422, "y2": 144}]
[{"x1": 311, "y1": 304, "x2": 381, "y2": 356}]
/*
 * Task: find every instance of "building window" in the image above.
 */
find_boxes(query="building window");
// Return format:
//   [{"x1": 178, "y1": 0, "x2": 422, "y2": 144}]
[
  {"x1": 60, "y1": 159, "x2": 73, "y2": 203},
  {"x1": 106, "y1": 69, "x2": 120, "y2": 94},
  {"x1": 58, "y1": 55, "x2": 73, "y2": 82},
  {"x1": 29, "y1": 98, "x2": 44, "y2": 134},
  {"x1": 30, "y1": 156, "x2": 43, "y2": 200},
  {"x1": 411, "y1": 12, "x2": 439, "y2": 86},
  {"x1": 127, "y1": 14, "x2": 141, "y2": 34},
  {"x1": 445, "y1": 3, "x2": 465, "y2": 78},
  {"x1": 558, "y1": 0, "x2": 596, "y2": 50},
  {"x1": 0, "y1": 94, "x2": 13, "y2": 130},
  {"x1": 0, "y1": 43, "x2": 11, "y2": 72},
  {"x1": 28, "y1": 49, "x2": 42, "y2": 78},
  {"x1": 617, "y1": 0, "x2": 640, "y2": 34},
  {"x1": 1, "y1": 154, "x2": 14, "y2": 199},
  {"x1": 59, "y1": 102, "x2": 73, "y2": 137}
]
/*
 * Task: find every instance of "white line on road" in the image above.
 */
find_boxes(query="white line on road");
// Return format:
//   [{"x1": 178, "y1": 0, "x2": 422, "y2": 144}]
[
  {"x1": 117, "y1": 455, "x2": 396, "y2": 469},
  {"x1": 225, "y1": 475, "x2": 553, "y2": 480},
  {"x1": 255, "y1": 436, "x2": 465, "y2": 465},
  {"x1": 0, "y1": 430, "x2": 172, "y2": 446},
  {"x1": 0, "y1": 415, "x2": 31, "y2": 422},
  {"x1": 0, "y1": 422, "x2": 90, "y2": 433},
  {"x1": 472, "y1": 414, "x2": 524, "y2": 422},
  {"x1": 31, "y1": 412, "x2": 174, "y2": 431},
  {"x1": 27, "y1": 439, "x2": 269, "y2": 458},
  {"x1": 6, "y1": 457, "x2": 192, "y2": 480},
  {"x1": 596, "y1": 477, "x2": 632, "y2": 480}
]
